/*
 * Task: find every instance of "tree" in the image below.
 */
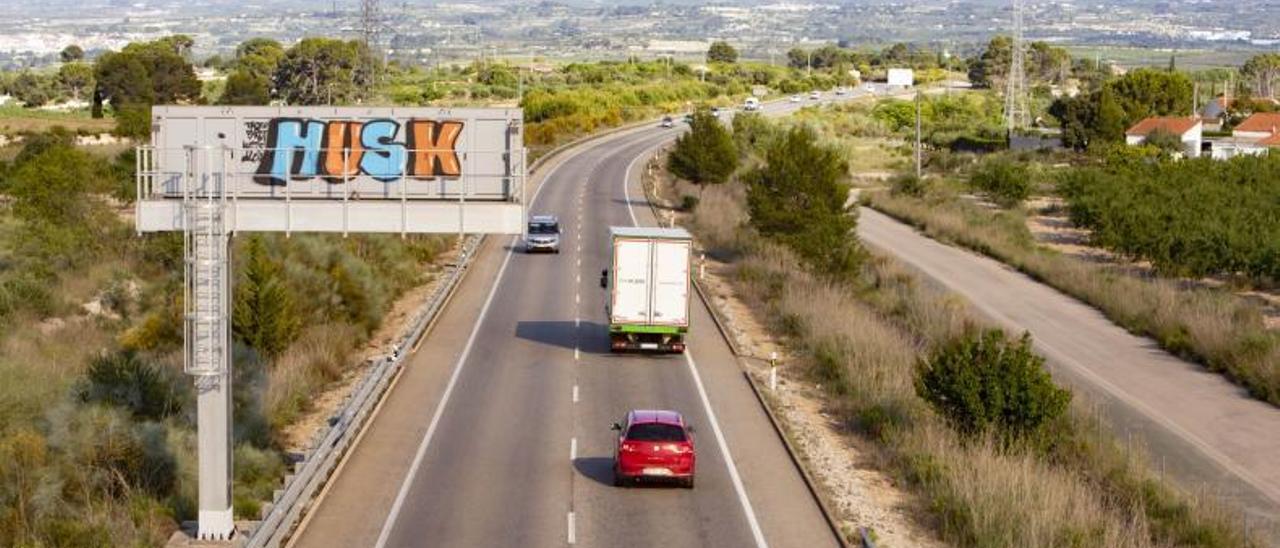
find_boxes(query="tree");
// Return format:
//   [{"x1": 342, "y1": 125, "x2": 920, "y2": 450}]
[
  {"x1": 233, "y1": 236, "x2": 300, "y2": 359},
  {"x1": 92, "y1": 36, "x2": 202, "y2": 135},
  {"x1": 746, "y1": 127, "x2": 863, "y2": 276},
  {"x1": 57, "y1": 62, "x2": 94, "y2": 101},
  {"x1": 1028, "y1": 41, "x2": 1070, "y2": 84},
  {"x1": 1104, "y1": 68, "x2": 1192, "y2": 126},
  {"x1": 219, "y1": 70, "x2": 271, "y2": 105},
  {"x1": 707, "y1": 41, "x2": 739, "y2": 64},
  {"x1": 273, "y1": 38, "x2": 377, "y2": 105},
  {"x1": 1048, "y1": 94, "x2": 1096, "y2": 150},
  {"x1": 60, "y1": 44, "x2": 84, "y2": 63},
  {"x1": 1241, "y1": 53, "x2": 1280, "y2": 99},
  {"x1": 235, "y1": 37, "x2": 285, "y2": 79},
  {"x1": 1094, "y1": 86, "x2": 1127, "y2": 143},
  {"x1": 668, "y1": 110, "x2": 738, "y2": 190},
  {"x1": 916, "y1": 329, "x2": 1070, "y2": 445},
  {"x1": 7, "y1": 72, "x2": 52, "y2": 107},
  {"x1": 787, "y1": 47, "x2": 810, "y2": 70},
  {"x1": 968, "y1": 36, "x2": 1012, "y2": 89}
]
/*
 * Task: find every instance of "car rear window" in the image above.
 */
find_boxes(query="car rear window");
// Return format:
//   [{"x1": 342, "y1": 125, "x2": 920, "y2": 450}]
[
  {"x1": 626, "y1": 423, "x2": 686, "y2": 442},
  {"x1": 528, "y1": 222, "x2": 557, "y2": 234}
]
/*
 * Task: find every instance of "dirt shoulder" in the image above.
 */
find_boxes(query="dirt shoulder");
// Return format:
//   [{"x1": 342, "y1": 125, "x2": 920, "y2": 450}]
[{"x1": 647, "y1": 155, "x2": 943, "y2": 547}]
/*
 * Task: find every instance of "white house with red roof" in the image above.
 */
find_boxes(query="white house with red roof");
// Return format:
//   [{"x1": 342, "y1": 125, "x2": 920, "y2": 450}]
[
  {"x1": 1210, "y1": 112, "x2": 1280, "y2": 159},
  {"x1": 1125, "y1": 116, "x2": 1203, "y2": 158}
]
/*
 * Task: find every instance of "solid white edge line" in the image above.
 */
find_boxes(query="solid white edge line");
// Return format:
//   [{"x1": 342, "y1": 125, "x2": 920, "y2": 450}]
[
  {"x1": 567, "y1": 511, "x2": 577, "y2": 545},
  {"x1": 685, "y1": 351, "x2": 769, "y2": 548},
  {"x1": 372, "y1": 237, "x2": 517, "y2": 548},
  {"x1": 373, "y1": 141, "x2": 575, "y2": 548}
]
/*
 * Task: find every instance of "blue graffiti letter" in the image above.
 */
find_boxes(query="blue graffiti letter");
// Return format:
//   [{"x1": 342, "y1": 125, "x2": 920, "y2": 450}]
[
  {"x1": 267, "y1": 119, "x2": 325, "y2": 184},
  {"x1": 359, "y1": 120, "x2": 406, "y2": 182}
]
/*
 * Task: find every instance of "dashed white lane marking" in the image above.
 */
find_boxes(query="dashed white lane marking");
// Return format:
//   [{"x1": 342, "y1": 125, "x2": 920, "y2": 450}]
[
  {"x1": 374, "y1": 133, "x2": 575, "y2": 548},
  {"x1": 575, "y1": 317, "x2": 580, "y2": 328},
  {"x1": 567, "y1": 512, "x2": 576, "y2": 545},
  {"x1": 570, "y1": 437, "x2": 578, "y2": 461},
  {"x1": 572, "y1": 384, "x2": 579, "y2": 403},
  {"x1": 574, "y1": 347, "x2": 579, "y2": 361},
  {"x1": 576, "y1": 274, "x2": 581, "y2": 284},
  {"x1": 684, "y1": 351, "x2": 768, "y2": 548}
]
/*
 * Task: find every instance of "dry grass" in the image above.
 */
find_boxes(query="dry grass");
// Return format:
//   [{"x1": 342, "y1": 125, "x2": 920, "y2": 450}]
[
  {"x1": 866, "y1": 190, "x2": 1280, "y2": 407},
  {"x1": 264, "y1": 323, "x2": 360, "y2": 434},
  {"x1": 664, "y1": 169, "x2": 1255, "y2": 545}
]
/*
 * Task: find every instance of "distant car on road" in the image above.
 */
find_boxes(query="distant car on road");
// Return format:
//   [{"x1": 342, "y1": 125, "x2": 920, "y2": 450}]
[
  {"x1": 789, "y1": 94, "x2": 802, "y2": 103},
  {"x1": 524, "y1": 215, "x2": 561, "y2": 253},
  {"x1": 661, "y1": 115, "x2": 674, "y2": 128},
  {"x1": 743, "y1": 97, "x2": 760, "y2": 111},
  {"x1": 612, "y1": 410, "x2": 695, "y2": 488},
  {"x1": 809, "y1": 90, "x2": 821, "y2": 100},
  {"x1": 683, "y1": 113, "x2": 694, "y2": 124},
  {"x1": 835, "y1": 87, "x2": 847, "y2": 95},
  {"x1": 710, "y1": 106, "x2": 725, "y2": 117}
]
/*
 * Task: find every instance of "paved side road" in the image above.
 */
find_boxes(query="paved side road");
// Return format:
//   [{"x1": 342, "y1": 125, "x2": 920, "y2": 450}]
[{"x1": 858, "y1": 206, "x2": 1280, "y2": 532}]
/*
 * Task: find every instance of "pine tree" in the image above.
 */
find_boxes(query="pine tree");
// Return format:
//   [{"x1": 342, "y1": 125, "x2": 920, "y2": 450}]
[
  {"x1": 233, "y1": 236, "x2": 300, "y2": 359},
  {"x1": 667, "y1": 110, "x2": 738, "y2": 193}
]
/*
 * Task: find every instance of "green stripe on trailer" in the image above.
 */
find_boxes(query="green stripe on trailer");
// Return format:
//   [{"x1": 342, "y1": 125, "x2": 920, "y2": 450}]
[{"x1": 611, "y1": 324, "x2": 686, "y2": 335}]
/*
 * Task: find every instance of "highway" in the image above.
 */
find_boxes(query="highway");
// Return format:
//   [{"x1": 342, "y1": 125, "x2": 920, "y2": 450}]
[
  {"x1": 859, "y1": 208, "x2": 1280, "y2": 531},
  {"x1": 291, "y1": 95, "x2": 855, "y2": 548}
]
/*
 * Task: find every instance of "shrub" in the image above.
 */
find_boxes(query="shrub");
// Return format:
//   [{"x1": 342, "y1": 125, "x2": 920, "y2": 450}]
[
  {"x1": 915, "y1": 329, "x2": 1071, "y2": 445},
  {"x1": 79, "y1": 351, "x2": 183, "y2": 421},
  {"x1": 890, "y1": 172, "x2": 928, "y2": 197},
  {"x1": 680, "y1": 194, "x2": 699, "y2": 211},
  {"x1": 969, "y1": 156, "x2": 1031, "y2": 208}
]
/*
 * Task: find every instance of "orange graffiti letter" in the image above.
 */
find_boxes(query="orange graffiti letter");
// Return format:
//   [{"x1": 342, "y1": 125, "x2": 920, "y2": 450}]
[
  {"x1": 408, "y1": 120, "x2": 463, "y2": 178},
  {"x1": 322, "y1": 121, "x2": 364, "y2": 181}
]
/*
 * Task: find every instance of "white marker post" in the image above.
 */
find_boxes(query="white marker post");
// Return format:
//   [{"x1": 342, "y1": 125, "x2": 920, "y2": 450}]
[
  {"x1": 769, "y1": 351, "x2": 778, "y2": 391},
  {"x1": 699, "y1": 253, "x2": 706, "y2": 280}
]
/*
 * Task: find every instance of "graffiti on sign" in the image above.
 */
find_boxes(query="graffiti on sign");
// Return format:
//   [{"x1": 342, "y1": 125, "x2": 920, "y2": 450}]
[{"x1": 251, "y1": 118, "x2": 465, "y2": 186}]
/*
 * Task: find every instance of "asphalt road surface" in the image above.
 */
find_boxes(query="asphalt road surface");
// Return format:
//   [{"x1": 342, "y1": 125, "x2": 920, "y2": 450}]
[
  {"x1": 291, "y1": 94, "x2": 858, "y2": 548},
  {"x1": 859, "y1": 207, "x2": 1280, "y2": 534}
]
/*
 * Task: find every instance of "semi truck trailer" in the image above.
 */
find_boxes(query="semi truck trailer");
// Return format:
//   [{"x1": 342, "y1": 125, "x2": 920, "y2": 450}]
[{"x1": 601, "y1": 227, "x2": 693, "y2": 353}]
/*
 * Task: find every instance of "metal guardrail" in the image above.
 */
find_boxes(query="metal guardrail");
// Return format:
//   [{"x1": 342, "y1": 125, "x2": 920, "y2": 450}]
[{"x1": 245, "y1": 234, "x2": 483, "y2": 548}]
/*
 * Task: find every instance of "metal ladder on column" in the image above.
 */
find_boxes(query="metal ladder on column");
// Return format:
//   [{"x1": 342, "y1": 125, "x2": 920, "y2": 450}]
[{"x1": 183, "y1": 146, "x2": 230, "y2": 379}]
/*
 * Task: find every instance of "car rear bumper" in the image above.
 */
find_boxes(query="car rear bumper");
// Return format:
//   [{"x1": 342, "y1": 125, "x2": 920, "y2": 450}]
[
  {"x1": 525, "y1": 241, "x2": 559, "y2": 252},
  {"x1": 616, "y1": 459, "x2": 694, "y2": 479}
]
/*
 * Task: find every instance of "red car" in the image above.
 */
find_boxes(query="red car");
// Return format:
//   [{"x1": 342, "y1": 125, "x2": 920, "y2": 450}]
[{"x1": 612, "y1": 410, "x2": 696, "y2": 488}]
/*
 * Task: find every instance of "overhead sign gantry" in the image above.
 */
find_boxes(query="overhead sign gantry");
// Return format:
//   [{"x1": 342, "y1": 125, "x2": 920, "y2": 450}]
[{"x1": 136, "y1": 106, "x2": 526, "y2": 540}]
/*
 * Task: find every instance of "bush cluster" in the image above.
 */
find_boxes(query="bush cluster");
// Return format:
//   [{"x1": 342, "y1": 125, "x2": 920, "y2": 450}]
[{"x1": 1059, "y1": 154, "x2": 1280, "y2": 282}]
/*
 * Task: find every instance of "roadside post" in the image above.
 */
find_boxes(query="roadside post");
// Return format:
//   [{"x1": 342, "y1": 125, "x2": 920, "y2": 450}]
[{"x1": 769, "y1": 351, "x2": 778, "y2": 391}]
